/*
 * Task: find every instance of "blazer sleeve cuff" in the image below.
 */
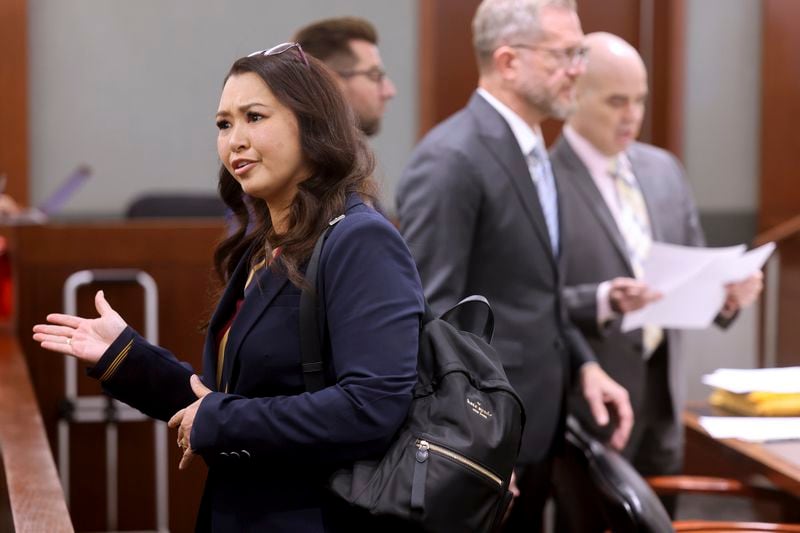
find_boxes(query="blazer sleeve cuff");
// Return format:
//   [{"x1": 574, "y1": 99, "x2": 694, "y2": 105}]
[
  {"x1": 714, "y1": 308, "x2": 738, "y2": 329},
  {"x1": 191, "y1": 392, "x2": 227, "y2": 453},
  {"x1": 87, "y1": 326, "x2": 138, "y2": 382}
]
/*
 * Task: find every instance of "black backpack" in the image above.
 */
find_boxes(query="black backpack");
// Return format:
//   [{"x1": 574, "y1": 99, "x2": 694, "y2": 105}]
[{"x1": 300, "y1": 216, "x2": 526, "y2": 533}]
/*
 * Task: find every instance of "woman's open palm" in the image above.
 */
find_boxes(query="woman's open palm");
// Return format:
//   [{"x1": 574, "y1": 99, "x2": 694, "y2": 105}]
[{"x1": 32, "y1": 290, "x2": 127, "y2": 364}]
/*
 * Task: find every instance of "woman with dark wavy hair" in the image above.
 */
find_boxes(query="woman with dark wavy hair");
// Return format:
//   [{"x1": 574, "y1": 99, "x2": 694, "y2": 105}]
[{"x1": 33, "y1": 44, "x2": 424, "y2": 532}]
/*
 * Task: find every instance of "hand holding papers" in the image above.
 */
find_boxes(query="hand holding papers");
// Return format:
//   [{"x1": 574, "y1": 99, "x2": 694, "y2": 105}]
[{"x1": 621, "y1": 241, "x2": 775, "y2": 332}]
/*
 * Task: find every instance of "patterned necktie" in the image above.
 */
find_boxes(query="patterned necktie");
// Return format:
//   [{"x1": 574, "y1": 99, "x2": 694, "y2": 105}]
[
  {"x1": 527, "y1": 142, "x2": 559, "y2": 256},
  {"x1": 609, "y1": 156, "x2": 663, "y2": 356}
]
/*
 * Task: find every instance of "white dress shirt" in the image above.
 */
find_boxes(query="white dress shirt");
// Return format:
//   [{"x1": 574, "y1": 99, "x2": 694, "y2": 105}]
[{"x1": 477, "y1": 88, "x2": 545, "y2": 178}]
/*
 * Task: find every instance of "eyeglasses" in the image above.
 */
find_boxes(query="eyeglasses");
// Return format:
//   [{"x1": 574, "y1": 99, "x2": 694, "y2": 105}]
[
  {"x1": 336, "y1": 66, "x2": 388, "y2": 84},
  {"x1": 509, "y1": 43, "x2": 589, "y2": 69},
  {"x1": 247, "y1": 42, "x2": 309, "y2": 68}
]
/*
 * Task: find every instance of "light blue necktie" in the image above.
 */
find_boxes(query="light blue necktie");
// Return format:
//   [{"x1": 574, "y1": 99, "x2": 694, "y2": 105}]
[{"x1": 527, "y1": 143, "x2": 559, "y2": 256}]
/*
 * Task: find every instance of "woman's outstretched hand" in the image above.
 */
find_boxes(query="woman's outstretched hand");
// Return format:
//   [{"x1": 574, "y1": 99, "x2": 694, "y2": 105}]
[{"x1": 32, "y1": 290, "x2": 127, "y2": 364}]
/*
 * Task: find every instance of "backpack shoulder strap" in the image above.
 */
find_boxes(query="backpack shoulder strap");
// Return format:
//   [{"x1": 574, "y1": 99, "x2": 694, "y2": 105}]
[{"x1": 299, "y1": 214, "x2": 345, "y2": 393}]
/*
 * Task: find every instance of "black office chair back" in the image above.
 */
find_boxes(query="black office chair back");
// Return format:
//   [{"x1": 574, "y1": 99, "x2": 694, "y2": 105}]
[
  {"x1": 126, "y1": 193, "x2": 226, "y2": 218},
  {"x1": 565, "y1": 416, "x2": 675, "y2": 533}
]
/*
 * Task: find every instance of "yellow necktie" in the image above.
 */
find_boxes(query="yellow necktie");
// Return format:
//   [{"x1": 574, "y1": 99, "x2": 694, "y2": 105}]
[{"x1": 610, "y1": 157, "x2": 663, "y2": 357}]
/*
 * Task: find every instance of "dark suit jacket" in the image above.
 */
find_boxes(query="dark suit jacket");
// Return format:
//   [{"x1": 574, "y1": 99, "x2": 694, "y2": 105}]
[
  {"x1": 551, "y1": 136, "x2": 731, "y2": 452},
  {"x1": 89, "y1": 195, "x2": 424, "y2": 532},
  {"x1": 396, "y1": 92, "x2": 595, "y2": 465}
]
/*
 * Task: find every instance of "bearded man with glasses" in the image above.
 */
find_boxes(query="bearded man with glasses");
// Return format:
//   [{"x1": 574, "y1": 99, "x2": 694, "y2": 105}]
[
  {"x1": 397, "y1": 1, "x2": 633, "y2": 531},
  {"x1": 295, "y1": 17, "x2": 397, "y2": 137}
]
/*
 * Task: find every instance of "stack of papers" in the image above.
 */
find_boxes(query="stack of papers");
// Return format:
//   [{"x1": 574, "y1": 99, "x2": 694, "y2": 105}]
[
  {"x1": 700, "y1": 367, "x2": 800, "y2": 441},
  {"x1": 621, "y1": 241, "x2": 775, "y2": 332},
  {"x1": 698, "y1": 416, "x2": 800, "y2": 442},
  {"x1": 702, "y1": 367, "x2": 800, "y2": 394}
]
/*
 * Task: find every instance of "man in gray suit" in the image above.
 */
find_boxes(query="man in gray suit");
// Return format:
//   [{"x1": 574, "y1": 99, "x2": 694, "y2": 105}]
[
  {"x1": 396, "y1": 3, "x2": 633, "y2": 531},
  {"x1": 550, "y1": 32, "x2": 763, "y2": 526}
]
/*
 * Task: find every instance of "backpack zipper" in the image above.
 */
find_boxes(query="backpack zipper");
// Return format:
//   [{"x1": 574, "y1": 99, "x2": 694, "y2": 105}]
[{"x1": 415, "y1": 439, "x2": 502, "y2": 486}]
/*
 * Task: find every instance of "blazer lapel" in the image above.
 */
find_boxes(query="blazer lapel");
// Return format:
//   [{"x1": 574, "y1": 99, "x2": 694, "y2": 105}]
[
  {"x1": 203, "y1": 247, "x2": 255, "y2": 389},
  {"x1": 553, "y1": 137, "x2": 632, "y2": 272},
  {"x1": 469, "y1": 94, "x2": 556, "y2": 264},
  {"x1": 219, "y1": 266, "x2": 289, "y2": 390},
  {"x1": 210, "y1": 194, "x2": 362, "y2": 390},
  {"x1": 207, "y1": 252, "x2": 252, "y2": 333}
]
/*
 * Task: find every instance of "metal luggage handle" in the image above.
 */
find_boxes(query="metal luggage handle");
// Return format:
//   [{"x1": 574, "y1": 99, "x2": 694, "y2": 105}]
[{"x1": 59, "y1": 269, "x2": 167, "y2": 533}]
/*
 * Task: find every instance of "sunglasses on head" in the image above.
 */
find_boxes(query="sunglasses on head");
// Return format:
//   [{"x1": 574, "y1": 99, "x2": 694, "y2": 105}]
[{"x1": 247, "y1": 42, "x2": 310, "y2": 68}]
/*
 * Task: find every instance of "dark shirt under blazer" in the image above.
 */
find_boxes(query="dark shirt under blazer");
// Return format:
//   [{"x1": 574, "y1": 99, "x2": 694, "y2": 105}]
[{"x1": 89, "y1": 195, "x2": 425, "y2": 532}]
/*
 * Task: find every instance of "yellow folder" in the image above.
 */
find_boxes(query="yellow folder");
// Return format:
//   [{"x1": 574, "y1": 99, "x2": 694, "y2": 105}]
[{"x1": 710, "y1": 388, "x2": 800, "y2": 416}]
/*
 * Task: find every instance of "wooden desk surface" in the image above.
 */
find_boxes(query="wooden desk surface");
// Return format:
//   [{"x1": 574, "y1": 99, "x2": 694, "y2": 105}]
[{"x1": 684, "y1": 404, "x2": 800, "y2": 497}]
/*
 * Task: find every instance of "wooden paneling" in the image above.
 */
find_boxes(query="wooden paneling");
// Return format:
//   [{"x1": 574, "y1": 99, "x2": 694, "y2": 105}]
[
  {"x1": 759, "y1": 0, "x2": 800, "y2": 232},
  {"x1": 649, "y1": 0, "x2": 685, "y2": 158},
  {"x1": 418, "y1": 0, "x2": 481, "y2": 137},
  {"x1": 577, "y1": 0, "x2": 640, "y2": 43},
  {"x1": 756, "y1": 0, "x2": 800, "y2": 368},
  {"x1": 5, "y1": 221, "x2": 225, "y2": 532},
  {"x1": 774, "y1": 241, "x2": 800, "y2": 367},
  {"x1": 0, "y1": 0, "x2": 28, "y2": 203}
]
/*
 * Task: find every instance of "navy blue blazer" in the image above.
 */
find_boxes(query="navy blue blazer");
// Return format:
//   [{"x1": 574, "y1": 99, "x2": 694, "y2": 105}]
[{"x1": 89, "y1": 195, "x2": 425, "y2": 532}]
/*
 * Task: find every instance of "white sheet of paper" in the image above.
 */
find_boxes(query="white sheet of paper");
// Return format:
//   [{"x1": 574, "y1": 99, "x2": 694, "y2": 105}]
[
  {"x1": 639, "y1": 242, "x2": 744, "y2": 294},
  {"x1": 702, "y1": 366, "x2": 800, "y2": 394},
  {"x1": 621, "y1": 242, "x2": 775, "y2": 332},
  {"x1": 699, "y1": 416, "x2": 800, "y2": 442},
  {"x1": 717, "y1": 242, "x2": 776, "y2": 284}
]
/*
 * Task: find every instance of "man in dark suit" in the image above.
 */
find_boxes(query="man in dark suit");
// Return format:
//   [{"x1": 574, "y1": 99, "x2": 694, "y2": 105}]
[
  {"x1": 396, "y1": 2, "x2": 633, "y2": 531},
  {"x1": 295, "y1": 17, "x2": 396, "y2": 137},
  {"x1": 550, "y1": 32, "x2": 763, "y2": 526}
]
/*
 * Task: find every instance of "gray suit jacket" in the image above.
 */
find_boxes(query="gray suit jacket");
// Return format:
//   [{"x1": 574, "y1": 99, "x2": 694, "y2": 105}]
[
  {"x1": 396, "y1": 92, "x2": 595, "y2": 464},
  {"x1": 551, "y1": 136, "x2": 729, "y2": 450}
]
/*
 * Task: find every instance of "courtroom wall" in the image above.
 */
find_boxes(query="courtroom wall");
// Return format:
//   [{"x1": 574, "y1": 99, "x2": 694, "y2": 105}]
[
  {"x1": 682, "y1": 0, "x2": 762, "y2": 401},
  {"x1": 28, "y1": 0, "x2": 417, "y2": 216}
]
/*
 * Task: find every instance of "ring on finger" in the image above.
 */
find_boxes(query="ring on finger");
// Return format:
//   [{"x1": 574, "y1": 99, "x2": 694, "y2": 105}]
[{"x1": 66, "y1": 338, "x2": 72, "y2": 346}]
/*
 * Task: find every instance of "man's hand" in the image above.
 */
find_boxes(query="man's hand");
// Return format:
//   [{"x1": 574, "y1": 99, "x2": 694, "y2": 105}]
[
  {"x1": 580, "y1": 362, "x2": 633, "y2": 451},
  {"x1": 721, "y1": 272, "x2": 764, "y2": 318},
  {"x1": 168, "y1": 375, "x2": 213, "y2": 470},
  {"x1": 608, "y1": 277, "x2": 661, "y2": 314}
]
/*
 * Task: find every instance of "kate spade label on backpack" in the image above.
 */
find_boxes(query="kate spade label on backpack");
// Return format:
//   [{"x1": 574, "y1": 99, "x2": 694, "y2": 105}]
[{"x1": 466, "y1": 397, "x2": 493, "y2": 420}]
